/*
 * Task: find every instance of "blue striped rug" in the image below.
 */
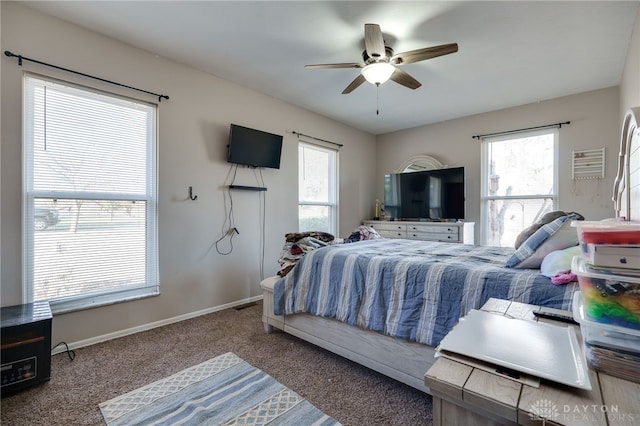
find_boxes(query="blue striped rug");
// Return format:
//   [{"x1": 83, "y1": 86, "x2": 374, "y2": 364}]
[{"x1": 99, "y1": 352, "x2": 340, "y2": 425}]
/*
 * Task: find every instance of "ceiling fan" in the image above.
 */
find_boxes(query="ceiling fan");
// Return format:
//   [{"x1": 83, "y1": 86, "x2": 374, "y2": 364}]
[{"x1": 305, "y1": 23, "x2": 458, "y2": 94}]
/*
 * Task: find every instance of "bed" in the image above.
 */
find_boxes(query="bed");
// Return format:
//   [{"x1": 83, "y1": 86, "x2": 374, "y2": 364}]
[{"x1": 261, "y1": 107, "x2": 640, "y2": 393}]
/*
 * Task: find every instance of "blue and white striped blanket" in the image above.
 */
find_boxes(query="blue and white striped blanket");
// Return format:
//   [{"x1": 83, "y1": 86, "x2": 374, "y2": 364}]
[{"x1": 274, "y1": 239, "x2": 579, "y2": 347}]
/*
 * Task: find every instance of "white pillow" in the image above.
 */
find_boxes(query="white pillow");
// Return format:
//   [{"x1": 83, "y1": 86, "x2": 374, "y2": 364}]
[{"x1": 540, "y1": 246, "x2": 582, "y2": 277}]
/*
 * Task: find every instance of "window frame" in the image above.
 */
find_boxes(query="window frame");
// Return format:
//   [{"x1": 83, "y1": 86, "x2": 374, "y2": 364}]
[
  {"x1": 480, "y1": 128, "x2": 559, "y2": 246},
  {"x1": 298, "y1": 140, "x2": 339, "y2": 236},
  {"x1": 22, "y1": 73, "x2": 159, "y2": 313}
]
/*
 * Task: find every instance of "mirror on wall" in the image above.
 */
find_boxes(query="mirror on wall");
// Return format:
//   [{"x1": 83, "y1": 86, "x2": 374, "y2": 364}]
[{"x1": 396, "y1": 155, "x2": 444, "y2": 173}]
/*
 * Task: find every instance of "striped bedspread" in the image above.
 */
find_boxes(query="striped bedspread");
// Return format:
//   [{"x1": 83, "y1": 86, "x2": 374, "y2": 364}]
[{"x1": 273, "y1": 239, "x2": 579, "y2": 347}]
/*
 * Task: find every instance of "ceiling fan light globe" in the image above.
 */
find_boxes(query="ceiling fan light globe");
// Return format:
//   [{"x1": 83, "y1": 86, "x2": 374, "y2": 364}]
[{"x1": 361, "y1": 63, "x2": 395, "y2": 85}]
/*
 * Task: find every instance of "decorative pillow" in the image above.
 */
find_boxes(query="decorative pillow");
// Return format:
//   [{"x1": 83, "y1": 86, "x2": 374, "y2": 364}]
[
  {"x1": 540, "y1": 246, "x2": 582, "y2": 278},
  {"x1": 505, "y1": 213, "x2": 580, "y2": 269},
  {"x1": 514, "y1": 210, "x2": 584, "y2": 249}
]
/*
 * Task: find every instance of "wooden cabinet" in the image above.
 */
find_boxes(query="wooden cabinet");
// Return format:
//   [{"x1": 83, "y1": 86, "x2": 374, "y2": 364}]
[{"x1": 363, "y1": 220, "x2": 475, "y2": 244}]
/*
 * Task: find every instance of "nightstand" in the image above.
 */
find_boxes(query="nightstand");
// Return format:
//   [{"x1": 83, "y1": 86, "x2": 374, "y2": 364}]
[{"x1": 424, "y1": 298, "x2": 640, "y2": 425}]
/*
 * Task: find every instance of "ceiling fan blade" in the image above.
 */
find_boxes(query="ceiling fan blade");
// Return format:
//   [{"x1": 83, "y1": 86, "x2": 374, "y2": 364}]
[
  {"x1": 390, "y1": 68, "x2": 421, "y2": 90},
  {"x1": 305, "y1": 63, "x2": 363, "y2": 69},
  {"x1": 342, "y1": 74, "x2": 366, "y2": 94},
  {"x1": 364, "y1": 23, "x2": 386, "y2": 59},
  {"x1": 391, "y1": 43, "x2": 458, "y2": 65}
]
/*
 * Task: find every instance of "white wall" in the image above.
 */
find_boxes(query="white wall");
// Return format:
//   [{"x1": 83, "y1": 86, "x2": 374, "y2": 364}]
[
  {"x1": 377, "y1": 86, "x2": 621, "y2": 243},
  {"x1": 0, "y1": 3, "x2": 376, "y2": 345},
  {"x1": 621, "y1": 7, "x2": 640, "y2": 114}
]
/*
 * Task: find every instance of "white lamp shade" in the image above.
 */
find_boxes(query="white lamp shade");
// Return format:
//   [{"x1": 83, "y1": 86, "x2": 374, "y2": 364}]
[{"x1": 361, "y1": 63, "x2": 395, "y2": 85}]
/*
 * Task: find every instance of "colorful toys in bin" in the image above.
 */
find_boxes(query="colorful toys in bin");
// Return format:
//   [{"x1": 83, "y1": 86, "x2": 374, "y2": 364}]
[
  {"x1": 572, "y1": 256, "x2": 640, "y2": 330},
  {"x1": 580, "y1": 283, "x2": 640, "y2": 329}
]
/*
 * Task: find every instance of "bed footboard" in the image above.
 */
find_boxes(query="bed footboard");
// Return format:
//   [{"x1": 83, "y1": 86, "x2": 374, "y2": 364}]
[
  {"x1": 260, "y1": 276, "x2": 284, "y2": 333},
  {"x1": 260, "y1": 276, "x2": 436, "y2": 393}
]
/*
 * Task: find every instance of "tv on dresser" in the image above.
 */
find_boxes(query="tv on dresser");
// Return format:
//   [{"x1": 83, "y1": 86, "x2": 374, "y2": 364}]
[{"x1": 384, "y1": 166, "x2": 465, "y2": 221}]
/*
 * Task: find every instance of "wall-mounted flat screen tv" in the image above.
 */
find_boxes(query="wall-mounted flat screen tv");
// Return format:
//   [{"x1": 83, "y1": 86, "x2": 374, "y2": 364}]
[
  {"x1": 384, "y1": 166, "x2": 465, "y2": 220},
  {"x1": 227, "y1": 124, "x2": 283, "y2": 169}
]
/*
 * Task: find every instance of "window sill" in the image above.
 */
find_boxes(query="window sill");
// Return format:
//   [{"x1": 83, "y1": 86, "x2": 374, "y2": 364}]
[{"x1": 49, "y1": 290, "x2": 160, "y2": 315}]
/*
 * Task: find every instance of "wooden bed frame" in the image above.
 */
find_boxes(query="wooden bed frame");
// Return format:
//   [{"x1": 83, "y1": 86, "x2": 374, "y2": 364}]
[
  {"x1": 261, "y1": 107, "x2": 640, "y2": 395},
  {"x1": 260, "y1": 276, "x2": 436, "y2": 392}
]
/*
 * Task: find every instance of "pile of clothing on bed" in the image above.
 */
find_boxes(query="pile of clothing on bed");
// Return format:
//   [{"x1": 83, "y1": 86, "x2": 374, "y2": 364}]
[{"x1": 277, "y1": 225, "x2": 381, "y2": 276}]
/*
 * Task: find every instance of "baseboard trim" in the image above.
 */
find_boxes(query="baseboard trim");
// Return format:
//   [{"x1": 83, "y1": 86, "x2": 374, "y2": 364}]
[{"x1": 52, "y1": 295, "x2": 264, "y2": 355}]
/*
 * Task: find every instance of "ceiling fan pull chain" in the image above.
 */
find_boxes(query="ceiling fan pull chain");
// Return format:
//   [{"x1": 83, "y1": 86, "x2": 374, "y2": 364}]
[{"x1": 376, "y1": 83, "x2": 380, "y2": 115}]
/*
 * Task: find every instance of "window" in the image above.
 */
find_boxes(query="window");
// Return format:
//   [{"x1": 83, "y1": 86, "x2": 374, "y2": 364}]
[
  {"x1": 23, "y1": 75, "x2": 158, "y2": 313},
  {"x1": 481, "y1": 129, "x2": 558, "y2": 247},
  {"x1": 298, "y1": 142, "x2": 338, "y2": 235}
]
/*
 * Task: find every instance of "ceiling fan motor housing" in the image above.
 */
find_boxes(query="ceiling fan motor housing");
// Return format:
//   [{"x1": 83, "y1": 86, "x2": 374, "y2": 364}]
[{"x1": 362, "y1": 46, "x2": 394, "y2": 64}]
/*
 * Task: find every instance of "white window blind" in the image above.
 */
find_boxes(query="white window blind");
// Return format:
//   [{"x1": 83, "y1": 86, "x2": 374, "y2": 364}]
[
  {"x1": 298, "y1": 142, "x2": 338, "y2": 235},
  {"x1": 23, "y1": 74, "x2": 158, "y2": 313}
]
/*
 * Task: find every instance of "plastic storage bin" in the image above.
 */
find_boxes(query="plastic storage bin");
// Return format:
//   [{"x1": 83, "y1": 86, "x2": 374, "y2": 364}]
[
  {"x1": 572, "y1": 220, "x2": 640, "y2": 245},
  {"x1": 573, "y1": 293, "x2": 640, "y2": 382},
  {"x1": 571, "y1": 256, "x2": 640, "y2": 330}
]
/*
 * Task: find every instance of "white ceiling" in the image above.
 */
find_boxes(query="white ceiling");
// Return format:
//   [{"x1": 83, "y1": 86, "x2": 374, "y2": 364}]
[{"x1": 23, "y1": 1, "x2": 640, "y2": 135}]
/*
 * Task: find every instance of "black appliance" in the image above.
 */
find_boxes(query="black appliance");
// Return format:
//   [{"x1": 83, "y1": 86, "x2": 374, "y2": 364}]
[
  {"x1": 384, "y1": 167, "x2": 465, "y2": 220},
  {"x1": 1, "y1": 301, "x2": 52, "y2": 395},
  {"x1": 227, "y1": 124, "x2": 283, "y2": 169}
]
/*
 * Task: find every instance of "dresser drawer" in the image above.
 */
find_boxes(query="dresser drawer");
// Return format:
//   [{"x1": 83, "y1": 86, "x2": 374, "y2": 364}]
[
  {"x1": 365, "y1": 222, "x2": 407, "y2": 239},
  {"x1": 406, "y1": 231, "x2": 460, "y2": 242},
  {"x1": 378, "y1": 229, "x2": 408, "y2": 239},
  {"x1": 367, "y1": 222, "x2": 407, "y2": 232},
  {"x1": 406, "y1": 224, "x2": 459, "y2": 235}
]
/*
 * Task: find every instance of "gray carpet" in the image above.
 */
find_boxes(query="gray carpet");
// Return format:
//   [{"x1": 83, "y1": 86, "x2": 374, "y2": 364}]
[{"x1": 0, "y1": 301, "x2": 433, "y2": 425}]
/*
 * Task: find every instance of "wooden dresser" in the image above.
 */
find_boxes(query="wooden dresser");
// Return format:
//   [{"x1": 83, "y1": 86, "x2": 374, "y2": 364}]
[{"x1": 363, "y1": 220, "x2": 474, "y2": 244}]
